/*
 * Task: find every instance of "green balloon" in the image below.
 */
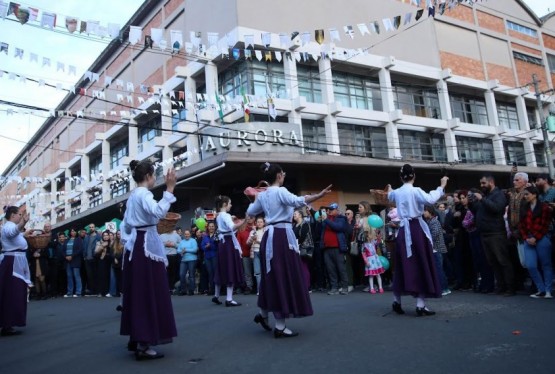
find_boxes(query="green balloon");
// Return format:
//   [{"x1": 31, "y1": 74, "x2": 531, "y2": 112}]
[{"x1": 195, "y1": 217, "x2": 207, "y2": 231}]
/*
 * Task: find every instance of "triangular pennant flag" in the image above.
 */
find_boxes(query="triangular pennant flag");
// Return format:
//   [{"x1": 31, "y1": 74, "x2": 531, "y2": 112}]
[
  {"x1": 357, "y1": 23, "x2": 370, "y2": 36},
  {"x1": 279, "y1": 33, "x2": 288, "y2": 47},
  {"x1": 129, "y1": 26, "x2": 142, "y2": 45},
  {"x1": 329, "y1": 28, "x2": 340, "y2": 42},
  {"x1": 370, "y1": 21, "x2": 380, "y2": 34},
  {"x1": 343, "y1": 25, "x2": 355, "y2": 39},
  {"x1": 255, "y1": 50, "x2": 262, "y2": 61},
  {"x1": 383, "y1": 18, "x2": 394, "y2": 32},
  {"x1": 393, "y1": 15, "x2": 401, "y2": 29},
  {"x1": 416, "y1": 8, "x2": 424, "y2": 21},
  {"x1": 264, "y1": 51, "x2": 272, "y2": 62},
  {"x1": 41, "y1": 11, "x2": 56, "y2": 29},
  {"x1": 261, "y1": 32, "x2": 271, "y2": 47},
  {"x1": 404, "y1": 12, "x2": 412, "y2": 25},
  {"x1": 244, "y1": 34, "x2": 254, "y2": 48},
  {"x1": 301, "y1": 32, "x2": 310, "y2": 46}
]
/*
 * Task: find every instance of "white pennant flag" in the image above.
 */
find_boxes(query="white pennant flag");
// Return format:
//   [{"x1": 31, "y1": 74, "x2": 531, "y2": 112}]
[
  {"x1": 329, "y1": 28, "x2": 341, "y2": 42},
  {"x1": 357, "y1": 23, "x2": 370, "y2": 36},
  {"x1": 129, "y1": 26, "x2": 142, "y2": 45},
  {"x1": 244, "y1": 34, "x2": 254, "y2": 48}
]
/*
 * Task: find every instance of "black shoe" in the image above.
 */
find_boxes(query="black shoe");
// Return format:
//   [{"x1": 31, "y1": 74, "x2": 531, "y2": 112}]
[
  {"x1": 211, "y1": 297, "x2": 222, "y2": 305},
  {"x1": 392, "y1": 301, "x2": 405, "y2": 315},
  {"x1": 416, "y1": 307, "x2": 436, "y2": 317},
  {"x1": 225, "y1": 300, "x2": 241, "y2": 307},
  {"x1": 254, "y1": 314, "x2": 272, "y2": 331},
  {"x1": 127, "y1": 341, "x2": 137, "y2": 352},
  {"x1": 135, "y1": 349, "x2": 164, "y2": 361},
  {"x1": 116, "y1": 305, "x2": 123, "y2": 312},
  {"x1": 0, "y1": 328, "x2": 21, "y2": 336},
  {"x1": 274, "y1": 327, "x2": 299, "y2": 338}
]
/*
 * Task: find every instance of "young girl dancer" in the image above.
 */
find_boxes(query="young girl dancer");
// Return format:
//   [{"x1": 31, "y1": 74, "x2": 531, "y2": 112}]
[{"x1": 213, "y1": 195, "x2": 247, "y2": 307}]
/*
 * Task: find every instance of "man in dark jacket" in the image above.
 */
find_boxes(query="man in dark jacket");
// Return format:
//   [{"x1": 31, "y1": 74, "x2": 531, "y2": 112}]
[
  {"x1": 320, "y1": 203, "x2": 349, "y2": 295},
  {"x1": 470, "y1": 174, "x2": 514, "y2": 296}
]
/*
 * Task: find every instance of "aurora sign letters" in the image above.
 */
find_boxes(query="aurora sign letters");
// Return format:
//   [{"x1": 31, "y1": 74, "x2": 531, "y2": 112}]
[{"x1": 200, "y1": 122, "x2": 303, "y2": 157}]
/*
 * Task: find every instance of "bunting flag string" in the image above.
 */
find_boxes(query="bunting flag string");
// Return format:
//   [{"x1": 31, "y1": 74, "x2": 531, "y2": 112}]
[{"x1": 0, "y1": 0, "x2": 486, "y2": 62}]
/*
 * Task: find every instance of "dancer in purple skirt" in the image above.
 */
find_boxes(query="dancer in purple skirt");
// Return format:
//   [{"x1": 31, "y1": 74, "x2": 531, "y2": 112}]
[
  {"x1": 247, "y1": 162, "x2": 331, "y2": 338},
  {"x1": 0, "y1": 206, "x2": 33, "y2": 336},
  {"x1": 386, "y1": 164, "x2": 448, "y2": 317},
  {"x1": 212, "y1": 195, "x2": 247, "y2": 306},
  {"x1": 120, "y1": 160, "x2": 177, "y2": 360}
]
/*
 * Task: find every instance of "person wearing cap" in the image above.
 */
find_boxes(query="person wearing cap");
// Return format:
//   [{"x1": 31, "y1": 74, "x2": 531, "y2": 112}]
[
  {"x1": 320, "y1": 202, "x2": 350, "y2": 295},
  {"x1": 535, "y1": 174, "x2": 555, "y2": 204},
  {"x1": 386, "y1": 164, "x2": 447, "y2": 316}
]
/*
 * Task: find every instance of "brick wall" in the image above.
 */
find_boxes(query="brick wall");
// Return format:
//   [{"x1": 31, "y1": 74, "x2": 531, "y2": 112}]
[
  {"x1": 440, "y1": 51, "x2": 485, "y2": 81},
  {"x1": 511, "y1": 42, "x2": 542, "y2": 57},
  {"x1": 166, "y1": 56, "x2": 184, "y2": 77},
  {"x1": 508, "y1": 29, "x2": 539, "y2": 45},
  {"x1": 514, "y1": 59, "x2": 549, "y2": 92},
  {"x1": 443, "y1": 4, "x2": 474, "y2": 24},
  {"x1": 144, "y1": 10, "x2": 162, "y2": 32},
  {"x1": 144, "y1": 66, "x2": 165, "y2": 88},
  {"x1": 543, "y1": 33, "x2": 555, "y2": 51},
  {"x1": 486, "y1": 63, "x2": 515, "y2": 86},
  {"x1": 477, "y1": 10, "x2": 504, "y2": 33},
  {"x1": 164, "y1": 0, "x2": 183, "y2": 18}
]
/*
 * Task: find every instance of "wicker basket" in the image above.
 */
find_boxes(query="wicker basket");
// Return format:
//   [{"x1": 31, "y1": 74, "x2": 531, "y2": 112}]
[
  {"x1": 157, "y1": 212, "x2": 181, "y2": 234},
  {"x1": 25, "y1": 230, "x2": 51, "y2": 249},
  {"x1": 369, "y1": 189, "x2": 391, "y2": 206}
]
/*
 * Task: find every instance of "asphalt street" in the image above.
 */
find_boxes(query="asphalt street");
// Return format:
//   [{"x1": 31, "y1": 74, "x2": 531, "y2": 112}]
[{"x1": 1, "y1": 288, "x2": 554, "y2": 374}]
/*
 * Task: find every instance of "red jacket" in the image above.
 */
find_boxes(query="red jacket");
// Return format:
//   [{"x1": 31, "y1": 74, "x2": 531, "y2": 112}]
[
  {"x1": 519, "y1": 202, "x2": 551, "y2": 241},
  {"x1": 236, "y1": 228, "x2": 252, "y2": 258}
]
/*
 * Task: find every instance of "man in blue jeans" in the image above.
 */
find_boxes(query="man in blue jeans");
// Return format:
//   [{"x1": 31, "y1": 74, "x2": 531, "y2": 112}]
[{"x1": 320, "y1": 203, "x2": 349, "y2": 295}]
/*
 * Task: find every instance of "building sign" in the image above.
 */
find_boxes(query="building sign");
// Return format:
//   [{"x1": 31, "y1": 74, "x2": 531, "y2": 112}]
[{"x1": 200, "y1": 122, "x2": 302, "y2": 158}]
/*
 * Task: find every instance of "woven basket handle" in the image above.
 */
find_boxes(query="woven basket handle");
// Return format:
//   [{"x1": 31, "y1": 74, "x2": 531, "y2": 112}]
[{"x1": 256, "y1": 180, "x2": 269, "y2": 188}]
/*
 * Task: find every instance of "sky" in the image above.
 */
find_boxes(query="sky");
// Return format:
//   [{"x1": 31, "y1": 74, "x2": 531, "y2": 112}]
[{"x1": 0, "y1": 0, "x2": 553, "y2": 176}]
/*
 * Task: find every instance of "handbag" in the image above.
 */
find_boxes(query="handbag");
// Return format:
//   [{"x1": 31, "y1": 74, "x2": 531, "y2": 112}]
[
  {"x1": 244, "y1": 180, "x2": 269, "y2": 202},
  {"x1": 350, "y1": 241, "x2": 359, "y2": 256}
]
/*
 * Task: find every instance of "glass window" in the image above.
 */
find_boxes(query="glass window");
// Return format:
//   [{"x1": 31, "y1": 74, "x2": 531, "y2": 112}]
[
  {"x1": 503, "y1": 141, "x2": 526, "y2": 166},
  {"x1": 450, "y1": 94, "x2": 489, "y2": 126},
  {"x1": 89, "y1": 155, "x2": 102, "y2": 179},
  {"x1": 547, "y1": 54, "x2": 555, "y2": 73},
  {"x1": 398, "y1": 130, "x2": 447, "y2": 162},
  {"x1": 534, "y1": 144, "x2": 546, "y2": 167},
  {"x1": 89, "y1": 193, "x2": 102, "y2": 208},
  {"x1": 218, "y1": 61, "x2": 287, "y2": 99},
  {"x1": 506, "y1": 21, "x2": 538, "y2": 37},
  {"x1": 513, "y1": 51, "x2": 543, "y2": 66},
  {"x1": 333, "y1": 72, "x2": 383, "y2": 111},
  {"x1": 497, "y1": 102, "x2": 520, "y2": 130},
  {"x1": 111, "y1": 182, "x2": 129, "y2": 199},
  {"x1": 110, "y1": 140, "x2": 128, "y2": 169},
  {"x1": 172, "y1": 109, "x2": 187, "y2": 131},
  {"x1": 297, "y1": 65, "x2": 322, "y2": 103},
  {"x1": 527, "y1": 107, "x2": 537, "y2": 129},
  {"x1": 337, "y1": 123, "x2": 388, "y2": 159},
  {"x1": 393, "y1": 84, "x2": 440, "y2": 119},
  {"x1": 138, "y1": 117, "x2": 162, "y2": 152},
  {"x1": 302, "y1": 120, "x2": 327, "y2": 154},
  {"x1": 456, "y1": 136, "x2": 495, "y2": 164}
]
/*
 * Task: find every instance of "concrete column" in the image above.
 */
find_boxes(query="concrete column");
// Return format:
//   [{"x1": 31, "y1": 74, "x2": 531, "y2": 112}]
[
  {"x1": 80, "y1": 154, "x2": 90, "y2": 211},
  {"x1": 50, "y1": 177, "x2": 56, "y2": 225},
  {"x1": 515, "y1": 96, "x2": 536, "y2": 166},
  {"x1": 64, "y1": 168, "x2": 71, "y2": 218},
  {"x1": 379, "y1": 68, "x2": 401, "y2": 159},
  {"x1": 101, "y1": 140, "x2": 110, "y2": 202},
  {"x1": 319, "y1": 58, "x2": 339, "y2": 154},
  {"x1": 437, "y1": 80, "x2": 452, "y2": 120},
  {"x1": 284, "y1": 53, "x2": 299, "y2": 99},
  {"x1": 485, "y1": 90, "x2": 506, "y2": 165}
]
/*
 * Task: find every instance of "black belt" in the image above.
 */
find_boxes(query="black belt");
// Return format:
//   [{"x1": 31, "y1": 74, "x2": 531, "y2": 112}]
[
  {"x1": 1, "y1": 249, "x2": 26, "y2": 253},
  {"x1": 136, "y1": 224, "x2": 156, "y2": 229},
  {"x1": 267, "y1": 220, "x2": 291, "y2": 225}
]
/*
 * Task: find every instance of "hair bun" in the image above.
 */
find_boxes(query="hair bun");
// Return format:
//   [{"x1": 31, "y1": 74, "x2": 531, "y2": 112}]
[
  {"x1": 2, "y1": 205, "x2": 8, "y2": 213},
  {"x1": 400, "y1": 164, "x2": 415, "y2": 181},
  {"x1": 129, "y1": 160, "x2": 139, "y2": 171}
]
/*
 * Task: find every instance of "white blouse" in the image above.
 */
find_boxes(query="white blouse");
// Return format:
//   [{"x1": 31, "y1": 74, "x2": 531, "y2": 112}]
[
  {"x1": 0, "y1": 221, "x2": 31, "y2": 284},
  {"x1": 121, "y1": 187, "x2": 176, "y2": 265},
  {"x1": 387, "y1": 183, "x2": 443, "y2": 258}
]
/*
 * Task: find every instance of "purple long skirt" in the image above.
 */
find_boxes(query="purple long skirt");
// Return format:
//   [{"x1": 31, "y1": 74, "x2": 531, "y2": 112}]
[
  {"x1": 258, "y1": 228, "x2": 313, "y2": 319},
  {"x1": 214, "y1": 235, "x2": 244, "y2": 287},
  {"x1": 0, "y1": 256, "x2": 28, "y2": 329},
  {"x1": 393, "y1": 219, "x2": 442, "y2": 298},
  {"x1": 120, "y1": 231, "x2": 177, "y2": 345}
]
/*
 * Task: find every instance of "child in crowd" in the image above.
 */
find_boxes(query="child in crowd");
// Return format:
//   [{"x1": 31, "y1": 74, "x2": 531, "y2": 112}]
[
  {"x1": 361, "y1": 230, "x2": 385, "y2": 294},
  {"x1": 423, "y1": 205, "x2": 451, "y2": 296}
]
